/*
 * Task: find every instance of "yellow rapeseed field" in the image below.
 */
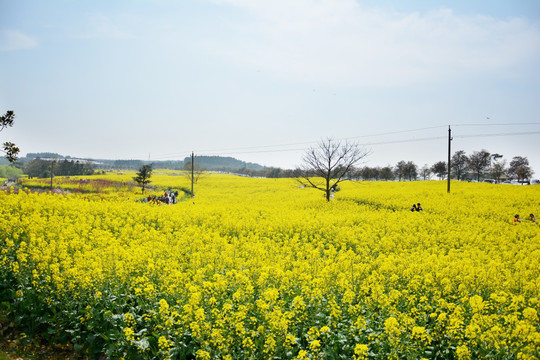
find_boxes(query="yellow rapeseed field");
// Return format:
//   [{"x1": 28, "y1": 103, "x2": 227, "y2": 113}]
[{"x1": 1, "y1": 173, "x2": 539, "y2": 359}]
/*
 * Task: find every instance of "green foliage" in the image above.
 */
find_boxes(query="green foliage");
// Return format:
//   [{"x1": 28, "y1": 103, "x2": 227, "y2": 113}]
[
  {"x1": 23, "y1": 159, "x2": 51, "y2": 178},
  {"x1": 23, "y1": 159, "x2": 94, "y2": 178},
  {"x1": 0, "y1": 110, "x2": 19, "y2": 163},
  {"x1": 431, "y1": 161, "x2": 447, "y2": 180},
  {"x1": 0, "y1": 165, "x2": 23, "y2": 179},
  {"x1": 133, "y1": 164, "x2": 153, "y2": 193}
]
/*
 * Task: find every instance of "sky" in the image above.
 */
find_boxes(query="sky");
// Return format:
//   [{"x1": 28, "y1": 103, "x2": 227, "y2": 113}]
[{"x1": 1, "y1": 0, "x2": 540, "y2": 175}]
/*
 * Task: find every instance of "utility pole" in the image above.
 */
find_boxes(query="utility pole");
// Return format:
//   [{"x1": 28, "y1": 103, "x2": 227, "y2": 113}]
[
  {"x1": 50, "y1": 160, "x2": 55, "y2": 191},
  {"x1": 447, "y1": 126, "x2": 452, "y2": 193},
  {"x1": 191, "y1": 151, "x2": 194, "y2": 197}
]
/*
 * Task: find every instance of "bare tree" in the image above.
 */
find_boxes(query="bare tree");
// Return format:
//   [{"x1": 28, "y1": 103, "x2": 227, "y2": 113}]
[
  {"x1": 468, "y1": 150, "x2": 491, "y2": 182},
  {"x1": 451, "y1": 150, "x2": 468, "y2": 180},
  {"x1": 394, "y1": 161, "x2": 407, "y2": 181},
  {"x1": 183, "y1": 160, "x2": 206, "y2": 186},
  {"x1": 420, "y1": 164, "x2": 432, "y2": 180},
  {"x1": 379, "y1": 166, "x2": 394, "y2": 181},
  {"x1": 403, "y1": 161, "x2": 418, "y2": 181},
  {"x1": 515, "y1": 165, "x2": 533, "y2": 183},
  {"x1": 358, "y1": 166, "x2": 380, "y2": 181},
  {"x1": 490, "y1": 160, "x2": 507, "y2": 182},
  {"x1": 298, "y1": 138, "x2": 369, "y2": 201},
  {"x1": 507, "y1": 156, "x2": 531, "y2": 181},
  {"x1": 431, "y1": 161, "x2": 447, "y2": 180}
]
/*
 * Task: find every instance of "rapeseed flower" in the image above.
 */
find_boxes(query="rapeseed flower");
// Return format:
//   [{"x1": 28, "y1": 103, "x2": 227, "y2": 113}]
[{"x1": 1, "y1": 175, "x2": 539, "y2": 358}]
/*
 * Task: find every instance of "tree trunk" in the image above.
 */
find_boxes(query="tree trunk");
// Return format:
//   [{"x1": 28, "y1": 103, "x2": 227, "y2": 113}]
[{"x1": 326, "y1": 177, "x2": 330, "y2": 201}]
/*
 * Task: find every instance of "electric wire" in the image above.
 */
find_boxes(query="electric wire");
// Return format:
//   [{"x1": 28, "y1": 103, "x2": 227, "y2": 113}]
[
  {"x1": 452, "y1": 122, "x2": 540, "y2": 127},
  {"x1": 150, "y1": 125, "x2": 450, "y2": 159},
  {"x1": 454, "y1": 131, "x2": 540, "y2": 138},
  {"x1": 149, "y1": 124, "x2": 540, "y2": 160}
]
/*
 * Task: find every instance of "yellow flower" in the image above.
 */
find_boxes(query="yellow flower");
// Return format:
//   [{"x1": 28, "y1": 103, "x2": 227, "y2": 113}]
[
  {"x1": 469, "y1": 295, "x2": 484, "y2": 313},
  {"x1": 123, "y1": 327, "x2": 134, "y2": 341},
  {"x1": 522, "y1": 307, "x2": 538, "y2": 322},
  {"x1": 285, "y1": 334, "x2": 296, "y2": 347},
  {"x1": 353, "y1": 344, "x2": 369, "y2": 360},
  {"x1": 264, "y1": 335, "x2": 276, "y2": 354},
  {"x1": 309, "y1": 339, "x2": 321, "y2": 351},
  {"x1": 411, "y1": 326, "x2": 431, "y2": 344},
  {"x1": 159, "y1": 299, "x2": 169, "y2": 314},
  {"x1": 384, "y1": 316, "x2": 400, "y2": 337},
  {"x1": 3, "y1": 175, "x2": 540, "y2": 358},
  {"x1": 195, "y1": 349, "x2": 210, "y2": 360},
  {"x1": 158, "y1": 336, "x2": 170, "y2": 352},
  {"x1": 456, "y1": 345, "x2": 471, "y2": 360},
  {"x1": 242, "y1": 336, "x2": 255, "y2": 350}
]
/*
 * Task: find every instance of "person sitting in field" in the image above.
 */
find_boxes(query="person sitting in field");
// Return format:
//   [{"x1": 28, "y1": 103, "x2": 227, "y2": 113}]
[
  {"x1": 529, "y1": 214, "x2": 536, "y2": 223},
  {"x1": 416, "y1": 203, "x2": 423, "y2": 211},
  {"x1": 410, "y1": 204, "x2": 417, "y2": 211},
  {"x1": 514, "y1": 214, "x2": 522, "y2": 224}
]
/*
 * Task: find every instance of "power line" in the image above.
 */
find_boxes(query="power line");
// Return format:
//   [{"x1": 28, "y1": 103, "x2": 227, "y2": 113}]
[
  {"x1": 342, "y1": 125, "x2": 447, "y2": 140},
  {"x1": 210, "y1": 131, "x2": 540, "y2": 156},
  {"x1": 149, "y1": 124, "x2": 540, "y2": 160},
  {"x1": 452, "y1": 122, "x2": 540, "y2": 127},
  {"x1": 150, "y1": 141, "x2": 314, "y2": 158},
  {"x1": 455, "y1": 131, "x2": 540, "y2": 139},
  {"x1": 358, "y1": 136, "x2": 446, "y2": 147},
  {"x1": 197, "y1": 147, "x2": 307, "y2": 156},
  {"x1": 150, "y1": 125, "x2": 449, "y2": 159},
  {"x1": 152, "y1": 137, "x2": 449, "y2": 158}
]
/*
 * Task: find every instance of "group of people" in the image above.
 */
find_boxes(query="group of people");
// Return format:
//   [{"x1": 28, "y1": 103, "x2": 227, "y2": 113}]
[
  {"x1": 514, "y1": 214, "x2": 536, "y2": 224},
  {"x1": 410, "y1": 203, "x2": 423, "y2": 212},
  {"x1": 407, "y1": 203, "x2": 537, "y2": 225},
  {"x1": 138, "y1": 190, "x2": 180, "y2": 205}
]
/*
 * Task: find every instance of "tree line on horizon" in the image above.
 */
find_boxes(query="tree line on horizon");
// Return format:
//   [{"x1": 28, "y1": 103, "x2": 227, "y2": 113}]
[
  {"x1": 231, "y1": 149, "x2": 535, "y2": 183},
  {"x1": 1, "y1": 150, "x2": 535, "y2": 184},
  {"x1": 1, "y1": 111, "x2": 536, "y2": 183},
  {"x1": 350, "y1": 150, "x2": 534, "y2": 183},
  {"x1": 23, "y1": 159, "x2": 95, "y2": 178}
]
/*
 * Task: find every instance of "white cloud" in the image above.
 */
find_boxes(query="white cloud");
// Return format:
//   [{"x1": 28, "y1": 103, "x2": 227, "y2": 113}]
[
  {"x1": 210, "y1": 0, "x2": 540, "y2": 86},
  {"x1": 0, "y1": 30, "x2": 38, "y2": 52}
]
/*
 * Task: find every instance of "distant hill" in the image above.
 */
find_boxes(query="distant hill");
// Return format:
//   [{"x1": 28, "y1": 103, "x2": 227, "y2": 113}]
[
  {"x1": 16, "y1": 153, "x2": 266, "y2": 171},
  {"x1": 184, "y1": 155, "x2": 265, "y2": 171},
  {"x1": 26, "y1": 152, "x2": 66, "y2": 159}
]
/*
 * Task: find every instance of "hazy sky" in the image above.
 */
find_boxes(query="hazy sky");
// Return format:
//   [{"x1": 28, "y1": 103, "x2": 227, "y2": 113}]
[{"x1": 1, "y1": 0, "x2": 540, "y2": 174}]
